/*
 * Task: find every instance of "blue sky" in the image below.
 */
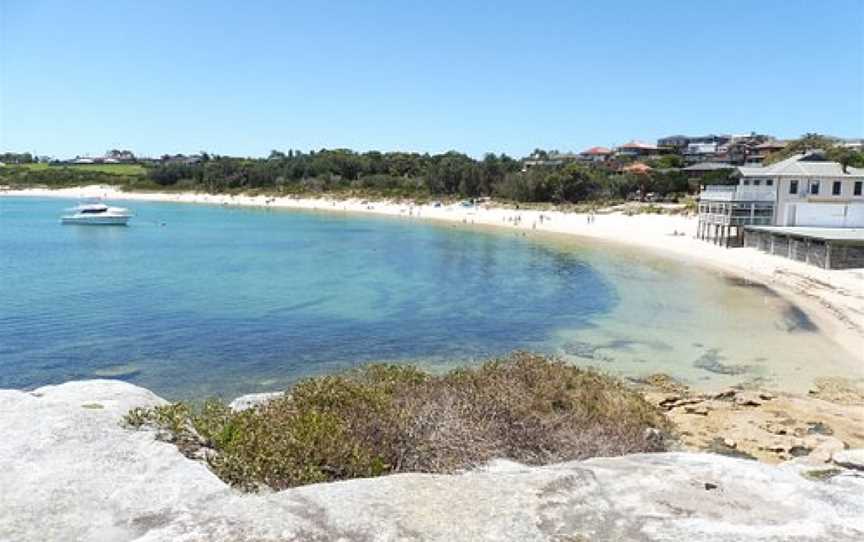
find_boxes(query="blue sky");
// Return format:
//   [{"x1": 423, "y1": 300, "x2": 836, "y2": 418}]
[{"x1": 1, "y1": 0, "x2": 862, "y2": 158}]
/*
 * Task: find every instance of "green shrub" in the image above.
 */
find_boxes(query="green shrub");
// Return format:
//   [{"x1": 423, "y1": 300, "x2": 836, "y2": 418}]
[{"x1": 124, "y1": 353, "x2": 671, "y2": 491}]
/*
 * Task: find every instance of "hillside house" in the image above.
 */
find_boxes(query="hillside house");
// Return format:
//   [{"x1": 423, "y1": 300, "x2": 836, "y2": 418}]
[
  {"x1": 579, "y1": 146, "x2": 612, "y2": 162},
  {"x1": 616, "y1": 140, "x2": 661, "y2": 158}
]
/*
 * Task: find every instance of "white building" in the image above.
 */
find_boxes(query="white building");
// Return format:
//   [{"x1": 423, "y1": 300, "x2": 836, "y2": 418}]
[
  {"x1": 697, "y1": 152, "x2": 864, "y2": 247},
  {"x1": 737, "y1": 152, "x2": 864, "y2": 227}
]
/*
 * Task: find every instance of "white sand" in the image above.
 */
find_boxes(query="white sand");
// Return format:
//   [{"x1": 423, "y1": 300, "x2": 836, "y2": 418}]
[{"x1": 5, "y1": 185, "x2": 863, "y2": 360}]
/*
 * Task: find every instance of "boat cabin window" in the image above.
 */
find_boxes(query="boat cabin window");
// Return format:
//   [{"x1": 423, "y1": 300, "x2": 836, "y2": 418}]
[
  {"x1": 766, "y1": 179, "x2": 773, "y2": 186},
  {"x1": 855, "y1": 181, "x2": 863, "y2": 196},
  {"x1": 753, "y1": 180, "x2": 761, "y2": 186},
  {"x1": 789, "y1": 180, "x2": 798, "y2": 194},
  {"x1": 80, "y1": 208, "x2": 106, "y2": 214},
  {"x1": 809, "y1": 181, "x2": 820, "y2": 195},
  {"x1": 832, "y1": 181, "x2": 842, "y2": 196}
]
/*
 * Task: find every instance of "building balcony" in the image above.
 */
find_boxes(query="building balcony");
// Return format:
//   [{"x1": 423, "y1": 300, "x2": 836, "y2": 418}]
[
  {"x1": 700, "y1": 213, "x2": 773, "y2": 226},
  {"x1": 699, "y1": 185, "x2": 775, "y2": 202}
]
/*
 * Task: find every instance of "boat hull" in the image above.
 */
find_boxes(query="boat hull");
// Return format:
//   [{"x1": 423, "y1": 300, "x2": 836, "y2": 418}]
[{"x1": 61, "y1": 216, "x2": 130, "y2": 226}]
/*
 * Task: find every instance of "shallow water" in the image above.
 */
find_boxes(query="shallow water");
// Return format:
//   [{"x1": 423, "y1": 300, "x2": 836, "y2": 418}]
[{"x1": 0, "y1": 196, "x2": 857, "y2": 399}]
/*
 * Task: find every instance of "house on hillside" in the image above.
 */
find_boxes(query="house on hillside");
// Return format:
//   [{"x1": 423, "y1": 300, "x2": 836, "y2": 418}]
[
  {"x1": 616, "y1": 140, "x2": 661, "y2": 158},
  {"x1": 683, "y1": 142, "x2": 720, "y2": 163},
  {"x1": 579, "y1": 146, "x2": 612, "y2": 162},
  {"x1": 840, "y1": 138, "x2": 864, "y2": 151},
  {"x1": 657, "y1": 134, "x2": 731, "y2": 153},
  {"x1": 657, "y1": 135, "x2": 691, "y2": 151},
  {"x1": 744, "y1": 141, "x2": 787, "y2": 165},
  {"x1": 697, "y1": 152, "x2": 864, "y2": 268}
]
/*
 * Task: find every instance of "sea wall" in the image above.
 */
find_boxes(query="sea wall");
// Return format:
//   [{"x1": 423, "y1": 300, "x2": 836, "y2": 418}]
[
  {"x1": 1, "y1": 380, "x2": 863, "y2": 541},
  {"x1": 744, "y1": 229, "x2": 864, "y2": 270}
]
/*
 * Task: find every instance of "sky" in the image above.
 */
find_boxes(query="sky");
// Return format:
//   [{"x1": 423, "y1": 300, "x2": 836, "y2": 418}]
[{"x1": 1, "y1": 0, "x2": 862, "y2": 158}]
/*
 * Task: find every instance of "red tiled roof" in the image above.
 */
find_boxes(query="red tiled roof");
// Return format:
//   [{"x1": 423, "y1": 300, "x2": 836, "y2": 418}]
[
  {"x1": 620, "y1": 140, "x2": 659, "y2": 150},
  {"x1": 622, "y1": 162, "x2": 653, "y2": 174},
  {"x1": 581, "y1": 146, "x2": 612, "y2": 155}
]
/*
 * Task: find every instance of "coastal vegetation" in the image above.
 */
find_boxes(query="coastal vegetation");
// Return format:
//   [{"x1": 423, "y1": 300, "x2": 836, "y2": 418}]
[
  {"x1": 5, "y1": 134, "x2": 861, "y2": 204},
  {"x1": 0, "y1": 149, "x2": 701, "y2": 203},
  {"x1": 123, "y1": 353, "x2": 671, "y2": 491},
  {"x1": 764, "y1": 133, "x2": 864, "y2": 169}
]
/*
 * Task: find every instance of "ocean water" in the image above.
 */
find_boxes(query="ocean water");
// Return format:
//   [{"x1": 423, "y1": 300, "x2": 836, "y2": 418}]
[{"x1": 0, "y1": 196, "x2": 858, "y2": 399}]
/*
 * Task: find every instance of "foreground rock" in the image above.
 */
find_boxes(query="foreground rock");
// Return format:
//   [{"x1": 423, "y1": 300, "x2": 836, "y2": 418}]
[
  {"x1": 639, "y1": 375, "x2": 864, "y2": 464},
  {"x1": 2, "y1": 381, "x2": 864, "y2": 541}
]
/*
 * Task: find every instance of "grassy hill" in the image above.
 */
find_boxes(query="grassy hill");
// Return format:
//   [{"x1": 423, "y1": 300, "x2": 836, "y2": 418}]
[
  {"x1": 0, "y1": 162, "x2": 151, "y2": 189},
  {"x1": 9, "y1": 163, "x2": 147, "y2": 175}
]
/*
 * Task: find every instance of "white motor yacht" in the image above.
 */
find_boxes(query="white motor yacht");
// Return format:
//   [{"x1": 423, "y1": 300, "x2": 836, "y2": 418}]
[{"x1": 61, "y1": 201, "x2": 133, "y2": 225}]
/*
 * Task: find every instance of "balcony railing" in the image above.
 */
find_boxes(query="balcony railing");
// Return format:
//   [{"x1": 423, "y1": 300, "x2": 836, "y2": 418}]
[
  {"x1": 699, "y1": 184, "x2": 775, "y2": 202},
  {"x1": 699, "y1": 213, "x2": 773, "y2": 226}
]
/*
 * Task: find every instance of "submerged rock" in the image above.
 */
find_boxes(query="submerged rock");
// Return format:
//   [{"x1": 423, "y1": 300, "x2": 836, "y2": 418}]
[
  {"x1": 91, "y1": 363, "x2": 142, "y2": 379},
  {"x1": 1, "y1": 380, "x2": 864, "y2": 541},
  {"x1": 693, "y1": 348, "x2": 751, "y2": 376},
  {"x1": 228, "y1": 391, "x2": 284, "y2": 411}
]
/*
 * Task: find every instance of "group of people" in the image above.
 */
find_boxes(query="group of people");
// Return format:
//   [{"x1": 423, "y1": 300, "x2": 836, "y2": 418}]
[{"x1": 504, "y1": 214, "x2": 523, "y2": 226}]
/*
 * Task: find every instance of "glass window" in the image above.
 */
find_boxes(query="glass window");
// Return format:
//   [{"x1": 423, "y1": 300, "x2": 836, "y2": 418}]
[
  {"x1": 753, "y1": 180, "x2": 761, "y2": 186},
  {"x1": 855, "y1": 181, "x2": 862, "y2": 196},
  {"x1": 743, "y1": 180, "x2": 750, "y2": 185},
  {"x1": 810, "y1": 181, "x2": 820, "y2": 195},
  {"x1": 766, "y1": 179, "x2": 773, "y2": 186},
  {"x1": 833, "y1": 181, "x2": 842, "y2": 196},
  {"x1": 789, "y1": 180, "x2": 798, "y2": 194}
]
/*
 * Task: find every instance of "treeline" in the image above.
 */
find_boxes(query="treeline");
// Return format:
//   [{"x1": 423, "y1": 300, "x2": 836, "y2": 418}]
[
  {"x1": 0, "y1": 152, "x2": 34, "y2": 164},
  {"x1": 764, "y1": 134, "x2": 864, "y2": 169},
  {"x1": 146, "y1": 149, "x2": 709, "y2": 203}
]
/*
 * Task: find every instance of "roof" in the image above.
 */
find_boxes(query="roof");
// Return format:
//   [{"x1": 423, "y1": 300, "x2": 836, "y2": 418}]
[
  {"x1": 619, "y1": 140, "x2": 659, "y2": 150},
  {"x1": 754, "y1": 141, "x2": 787, "y2": 149},
  {"x1": 738, "y1": 153, "x2": 864, "y2": 178},
  {"x1": 744, "y1": 226, "x2": 864, "y2": 244},
  {"x1": 622, "y1": 162, "x2": 652, "y2": 174},
  {"x1": 581, "y1": 146, "x2": 612, "y2": 155},
  {"x1": 682, "y1": 162, "x2": 734, "y2": 172}
]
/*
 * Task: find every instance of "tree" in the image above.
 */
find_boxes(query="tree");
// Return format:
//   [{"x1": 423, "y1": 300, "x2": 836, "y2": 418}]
[
  {"x1": 826, "y1": 147, "x2": 864, "y2": 172},
  {"x1": 764, "y1": 133, "x2": 838, "y2": 164},
  {"x1": 532, "y1": 148, "x2": 550, "y2": 160},
  {"x1": 549, "y1": 164, "x2": 597, "y2": 203}
]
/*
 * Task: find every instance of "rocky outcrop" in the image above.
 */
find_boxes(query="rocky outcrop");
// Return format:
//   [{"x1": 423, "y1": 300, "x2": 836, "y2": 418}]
[
  {"x1": 640, "y1": 376, "x2": 864, "y2": 464},
  {"x1": 2, "y1": 380, "x2": 863, "y2": 541}
]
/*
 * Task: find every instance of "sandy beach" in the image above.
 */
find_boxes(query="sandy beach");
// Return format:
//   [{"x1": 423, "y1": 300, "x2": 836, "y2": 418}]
[{"x1": 5, "y1": 185, "x2": 863, "y2": 362}]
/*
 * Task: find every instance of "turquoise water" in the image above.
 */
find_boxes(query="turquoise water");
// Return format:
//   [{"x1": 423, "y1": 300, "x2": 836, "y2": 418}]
[{"x1": 1, "y1": 196, "x2": 858, "y2": 399}]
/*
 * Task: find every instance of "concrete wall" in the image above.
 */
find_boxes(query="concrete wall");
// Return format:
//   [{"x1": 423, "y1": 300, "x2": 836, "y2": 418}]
[
  {"x1": 830, "y1": 244, "x2": 864, "y2": 269},
  {"x1": 743, "y1": 230, "x2": 864, "y2": 269}
]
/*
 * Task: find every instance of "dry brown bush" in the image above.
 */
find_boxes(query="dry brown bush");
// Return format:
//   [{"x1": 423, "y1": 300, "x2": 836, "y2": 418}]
[{"x1": 125, "y1": 353, "x2": 671, "y2": 491}]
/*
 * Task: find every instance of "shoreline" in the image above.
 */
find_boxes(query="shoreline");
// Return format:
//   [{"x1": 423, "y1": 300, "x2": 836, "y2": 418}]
[{"x1": 4, "y1": 185, "x2": 863, "y2": 363}]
